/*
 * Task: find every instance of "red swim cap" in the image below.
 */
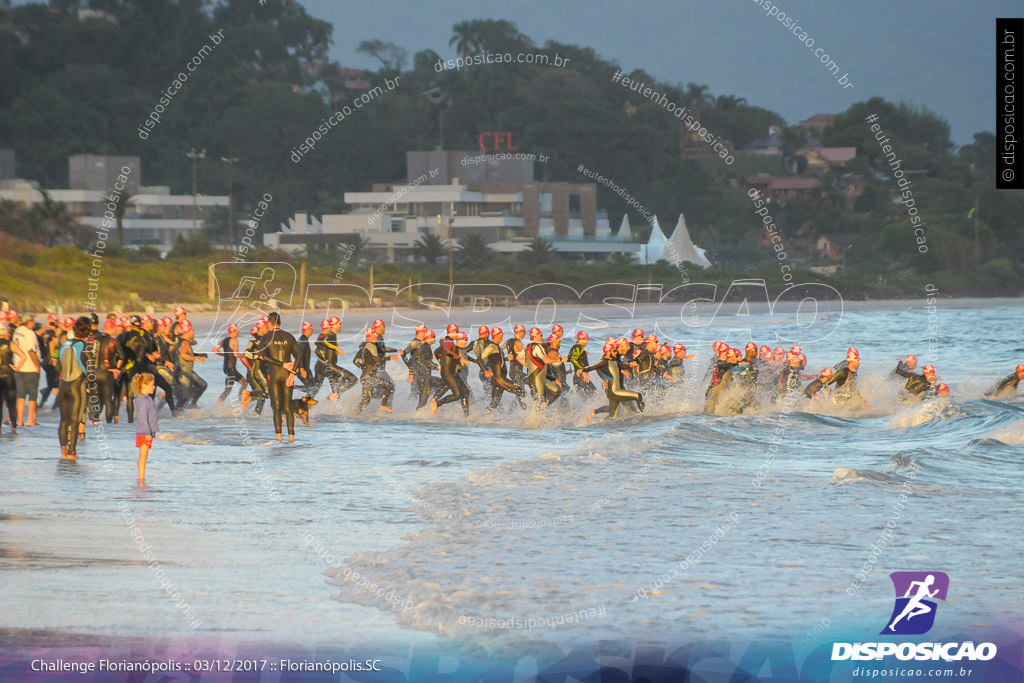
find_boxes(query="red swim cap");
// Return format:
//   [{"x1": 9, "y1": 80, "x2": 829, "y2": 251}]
[
  {"x1": 47, "y1": 314, "x2": 58, "y2": 323},
  {"x1": 446, "y1": 323, "x2": 459, "y2": 335},
  {"x1": 745, "y1": 342, "x2": 758, "y2": 352},
  {"x1": 415, "y1": 324, "x2": 428, "y2": 334},
  {"x1": 478, "y1": 325, "x2": 490, "y2": 337},
  {"x1": 819, "y1": 367, "x2": 834, "y2": 379},
  {"x1": 320, "y1": 319, "x2": 331, "y2": 330},
  {"x1": 228, "y1": 324, "x2": 239, "y2": 333},
  {"x1": 576, "y1": 331, "x2": 589, "y2": 342},
  {"x1": 62, "y1": 316, "x2": 74, "y2": 328},
  {"x1": 632, "y1": 328, "x2": 644, "y2": 340},
  {"x1": 547, "y1": 333, "x2": 560, "y2": 343},
  {"x1": 1017, "y1": 364, "x2": 1024, "y2": 375},
  {"x1": 328, "y1": 316, "x2": 341, "y2": 327},
  {"x1": 552, "y1": 324, "x2": 563, "y2": 336},
  {"x1": 646, "y1": 334, "x2": 659, "y2": 344},
  {"x1": 174, "y1": 306, "x2": 186, "y2": 317},
  {"x1": 365, "y1": 328, "x2": 377, "y2": 340},
  {"x1": 513, "y1": 324, "x2": 526, "y2": 335},
  {"x1": 373, "y1": 318, "x2": 385, "y2": 330},
  {"x1": 160, "y1": 317, "x2": 173, "y2": 326},
  {"x1": 673, "y1": 343, "x2": 686, "y2": 353},
  {"x1": 301, "y1": 321, "x2": 313, "y2": 331},
  {"x1": 530, "y1": 327, "x2": 543, "y2": 340},
  {"x1": 847, "y1": 347, "x2": 859, "y2": 360},
  {"x1": 922, "y1": 364, "x2": 936, "y2": 376},
  {"x1": 491, "y1": 327, "x2": 504, "y2": 338},
  {"x1": 250, "y1": 326, "x2": 259, "y2": 335},
  {"x1": 424, "y1": 330, "x2": 436, "y2": 341}
]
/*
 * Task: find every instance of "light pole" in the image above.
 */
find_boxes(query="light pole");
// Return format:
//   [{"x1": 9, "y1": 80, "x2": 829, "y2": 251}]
[
  {"x1": 221, "y1": 156, "x2": 238, "y2": 248},
  {"x1": 186, "y1": 148, "x2": 206, "y2": 233},
  {"x1": 448, "y1": 205, "x2": 456, "y2": 291}
]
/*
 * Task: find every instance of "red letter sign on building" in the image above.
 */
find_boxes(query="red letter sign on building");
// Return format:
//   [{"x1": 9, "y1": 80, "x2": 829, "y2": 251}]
[{"x1": 478, "y1": 132, "x2": 518, "y2": 152}]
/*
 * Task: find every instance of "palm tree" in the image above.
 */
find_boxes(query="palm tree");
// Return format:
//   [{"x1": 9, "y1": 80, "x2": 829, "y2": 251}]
[
  {"x1": 414, "y1": 232, "x2": 445, "y2": 265},
  {"x1": 29, "y1": 191, "x2": 78, "y2": 247},
  {"x1": 113, "y1": 192, "x2": 134, "y2": 248},
  {"x1": 457, "y1": 233, "x2": 493, "y2": 268},
  {"x1": 521, "y1": 236, "x2": 558, "y2": 264},
  {"x1": 450, "y1": 21, "x2": 476, "y2": 61}
]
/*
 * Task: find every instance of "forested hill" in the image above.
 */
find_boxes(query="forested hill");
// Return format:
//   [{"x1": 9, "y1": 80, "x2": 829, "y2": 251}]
[{"x1": 0, "y1": 1, "x2": 1019, "y2": 288}]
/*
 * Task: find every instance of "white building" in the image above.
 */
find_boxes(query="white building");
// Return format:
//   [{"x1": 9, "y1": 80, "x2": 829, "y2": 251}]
[
  {"x1": 0, "y1": 155, "x2": 230, "y2": 253},
  {"x1": 265, "y1": 179, "x2": 643, "y2": 263}
]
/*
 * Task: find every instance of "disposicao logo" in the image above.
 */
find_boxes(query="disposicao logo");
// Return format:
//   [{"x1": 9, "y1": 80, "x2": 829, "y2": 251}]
[
  {"x1": 881, "y1": 571, "x2": 948, "y2": 635},
  {"x1": 832, "y1": 571, "x2": 998, "y2": 662}
]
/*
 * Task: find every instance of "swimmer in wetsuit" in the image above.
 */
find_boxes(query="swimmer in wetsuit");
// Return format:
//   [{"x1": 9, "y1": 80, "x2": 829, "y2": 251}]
[
  {"x1": 504, "y1": 324, "x2": 527, "y2": 385},
  {"x1": 822, "y1": 347, "x2": 862, "y2": 405},
  {"x1": 295, "y1": 321, "x2": 315, "y2": 396},
  {"x1": 899, "y1": 363, "x2": 937, "y2": 401},
  {"x1": 804, "y1": 367, "x2": 834, "y2": 398},
  {"x1": 314, "y1": 317, "x2": 357, "y2": 400},
  {"x1": 353, "y1": 327, "x2": 396, "y2": 413},
  {"x1": 525, "y1": 327, "x2": 562, "y2": 408},
  {"x1": 214, "y1": 324, "x2": 246, "y2": 403},
  {"x1": 567, "y1": 331, "x2": 597, "y2": 396},
  {"x1": 257, "y1": 312, "x2": 300, "y2": 440},
  {"x1": 57, "y1": 317, "x2": 91, "y2": 459},
  {"x1": 987, "y1": 364, "x2": 1024, "y2": 399},
  {"x1": 584, "y1": 337, "x2": 645, "y2": 422},
  {"x1": 402, "y1": 324, "x2": 435, "y2": 409},
  {"x1": 431, "y1": 324, "x2": 471, "y2": 417},
  {"x1": 84, "y1": 315, "x2": 124, "y2": 424},
  {"x1": 480, "y1": 326, "x2": 527, "y2": 411},
  {"x1": 241, "y1": 320, "x2": 270, "y2": 414}
]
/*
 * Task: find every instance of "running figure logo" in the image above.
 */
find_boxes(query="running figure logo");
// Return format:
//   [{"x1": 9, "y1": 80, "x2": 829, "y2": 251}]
[{"x1": 881, "y1": 571, "x2": 949, "y2": 635}]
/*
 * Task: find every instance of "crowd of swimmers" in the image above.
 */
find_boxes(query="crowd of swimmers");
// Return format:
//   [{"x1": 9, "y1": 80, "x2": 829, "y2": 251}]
[{"x1": 2, "y1": 307, "x2": 1023, "y2": 458}]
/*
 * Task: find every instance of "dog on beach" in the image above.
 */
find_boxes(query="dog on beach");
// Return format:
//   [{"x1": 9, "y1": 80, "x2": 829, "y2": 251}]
[{"x1": 291, "y1": 396, "x2": 318, "y2": 425}]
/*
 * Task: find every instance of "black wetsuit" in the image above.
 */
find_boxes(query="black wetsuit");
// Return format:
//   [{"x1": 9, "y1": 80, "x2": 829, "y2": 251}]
[
  {"x1": 526, "y1": 341, "x2": 561, "y2": 405},
  {"x1": 353, "y1": 341, "x2": 394, "y2": 411},
  {"x1": 314, "y1": 332, "x2": 358, "y2": 397},
  {"x1": 402, "y1": 339, "x2": 436, "y2": 409},
  {"x1": 666, "y1": 358, "x2": 685, "y2": 382},
  {"x1": 778, "y1": 364, "x2": 803, "y2": 395},
  {"x1": 990, "y1": 373, "x2": 1021, "y2": 399},
  {"x1": 822, "y1": 363, "x2": 858, "y2": 402},
  {"x1": 118, "y1": 328, "x2": 152, "y2": 422},
  {"x1": 470, "y1": 336, "x2": 491, "y2": 387},
  {"x1": 259, "y1": 328, "x2": 300, "y2": 435},
  {"x1": 175, "y1": 337, "x2": 207, "y2": 408},
  {"x1": 216, "y1": 335, "x2": 245, "y2": 401},
  {"x1": 804, "y1": 377, "x2": 827, "y2": 398},
  {"x1": 434, "y1": 338, "x2": 470, "y2": 415},
  {"x1": 84, "y1": 331, "x2": 122, "y2": 423},
  {"x1": 707, "y1": 360, "x2": 737, "y2": 397},
  {"x1": 57, "y1": 338, "x2": 88, "y2": 455},
  {"x1": 37, "y1": 327, "x2": 59, "y2": 407},
  {"x1": 504, "y1": 337, "x2": 525, "y2": 384},
  {"x1": 479, "y1": 340, "x2": 526, "y2": 410},
  {"x1": 244, "y1": 335, "x2": 269, "y2": 414},
  {"x1": 296, "y1": 333, "x2": 313, "y2": 395},
  {"x1": 583, "y1": 355, "x2": 644, "y2": 418},
  {"x1": 0, "y1": 337, "x2": 17, "y2": 430},
  {"x1": 567, "y1": 343, "x2": 596, "y2": 395}
]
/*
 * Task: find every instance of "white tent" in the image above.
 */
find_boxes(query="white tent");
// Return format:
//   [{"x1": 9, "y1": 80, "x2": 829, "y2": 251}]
[
  {"x1": 616, "y1": 215, "x2": 635, "y2": 241},
  {"x1": 641, "y1": 215, "x2": 669, "y2": 264},
  {"x1": 666, "y1": 213, "x2": 712, "y2": 268}
]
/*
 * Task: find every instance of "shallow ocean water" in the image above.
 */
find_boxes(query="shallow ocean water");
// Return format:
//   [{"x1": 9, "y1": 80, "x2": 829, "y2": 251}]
[{"x1": 1, "y1": 300, "x2": 1021, "y2": 651}]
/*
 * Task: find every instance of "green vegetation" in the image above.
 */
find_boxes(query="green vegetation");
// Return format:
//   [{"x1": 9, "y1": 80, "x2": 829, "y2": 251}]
[{"x1": 0, "y1": 1, "x2": 1021, "y2": 302}]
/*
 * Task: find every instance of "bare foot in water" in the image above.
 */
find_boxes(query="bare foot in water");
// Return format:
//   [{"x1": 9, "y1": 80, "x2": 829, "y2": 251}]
[
  {"x1": 429, "y1": 398, "x2": 438, "y2": 416},
  {"x1": 379, "y1": 406, "x2": 394, "y2": 413}
]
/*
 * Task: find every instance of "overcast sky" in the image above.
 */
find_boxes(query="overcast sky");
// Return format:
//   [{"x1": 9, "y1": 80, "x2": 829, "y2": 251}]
[{"x1": 299, "y1": 0, "x2": 1015, "y2": 146}]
